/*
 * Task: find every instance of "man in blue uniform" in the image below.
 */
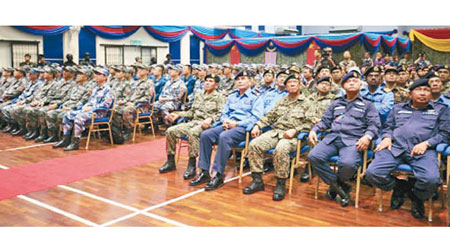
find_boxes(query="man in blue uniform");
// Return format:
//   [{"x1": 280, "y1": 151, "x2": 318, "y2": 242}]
[
  {"x1": 258, "y1": 69, "x2": 289, "y2": 115},
  {"x1": 189, "y1": 70, "x2": 264, "y2": 191},
  {"x1": 427, "y1": 71, "x2": 450, "y2": 108},
  {"x1": 360, "y1": 66, "x2": 394, "y2": 124},
  {"x1": 308, "y1": 72, "x2": 381, "y2": 207},
  {"x1": 365, "y1": 78, "x2": 450, "y2": 219}
]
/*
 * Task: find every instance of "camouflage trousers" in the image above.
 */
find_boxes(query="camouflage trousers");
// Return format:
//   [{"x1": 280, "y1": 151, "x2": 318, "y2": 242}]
[
  {"x1": 63, "y1": 110, "x2": 105, "y2": 138},
  {"x1": 166, "y1": 120, "x2": 204, "y2": 157},
  {"x1": 10, "y1": 104, "x2": 29, "y2": 126},
  {"x1": 248, "y1": 130, "x2": 297, "y2": 179},
  {"x1": 23, "y1": 106, "x2": 50, "y2": 131},
  {"x1": 46, "y1": 109, "x2": 69, "y2": 131},
  {"x1": 153, "y1": 101, "x2": 178, "y2": 125},
  {"x1": 0, "y1": 101, "x2": 14, "y2": 121},
  {"x1": 113, "y1": 103, "x2": 149, "y2": 130}
]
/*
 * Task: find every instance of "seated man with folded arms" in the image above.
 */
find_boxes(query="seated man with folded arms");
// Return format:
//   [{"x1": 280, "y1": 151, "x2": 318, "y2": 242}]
[{"x1": 308, "y1": 72, "x2": 381, "y2": 207}]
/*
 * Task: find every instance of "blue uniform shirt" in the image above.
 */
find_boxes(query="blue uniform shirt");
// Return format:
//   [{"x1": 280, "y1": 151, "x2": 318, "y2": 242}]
[
  {"x1": 154, "y1": 76, "x2": 168, "y2": 101},
  {"x1": 85, "y1": 84, "x2": 114, "y2": 110},
  {"x1": 311, "y1": 95, "x2": 381, "y2": 146},
  {"x1": 220, "y1": 88, "x2": 264, "y2": 129},
  {"x1": 360, "y1": 86, "x2": 394, "y2": 123},
  {"x1": 258, "y1": 88, "x2": 288, "y2": 115},
  {"x1": 258, "y1": 82, "x2": 275, "y2": 96},
  {"x1": 432, "y1": 95, "x2": 450, "y2": 110},
  {"x1": 181, "y1": 75, "x2": 197, "y2": 96},
  {"x1": 383, "y1": 101, "x2": 450, "y2": 157},
  {"x1": 17, "y1": 80, "x2": 41, "y2": 101}
]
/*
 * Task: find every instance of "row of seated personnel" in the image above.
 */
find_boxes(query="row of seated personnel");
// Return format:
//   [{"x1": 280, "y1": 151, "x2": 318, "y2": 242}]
[{"x1": 158, "y1": 70, "x2": 449, "y2": 221}]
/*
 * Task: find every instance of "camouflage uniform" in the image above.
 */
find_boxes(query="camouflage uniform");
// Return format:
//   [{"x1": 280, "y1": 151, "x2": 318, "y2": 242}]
[
  {"x1": 153, "y1": 78, "x2": 187, "y2": 125},
  {"x1": 1, "y1": 77, "x2": 27, "y2": 102},
  {"x1": 392, "y1": 86, "x2": 410, "y2": 103},
  {"x1": 45, "y1": 83, "x2": 89, "y2": 131},
  {"x1": 185, "y1": 78, "x2": 204, "y2": 109},
  {"x1": 248, "y1": 94, "x2": 312, "y2": 178},
  {"x1": 442, "y1": 80, "x2": 450, "y2": 97},
  {"x1": 116, "y1": 78, "x2": 153, "y2": 129},
  {"x1": 24, "y1": 78, "x2": 75, "y2": 133},
  {"x1": 0, "y1": 79, "x2": 41, "y2": 122},
  {"x1": 111, "y1": 78, "x2": 133, "y2": 129},
  {"x1": 0, "y1": 77, "x2": 15, "y2": 97},
  {"x1": 63, "y1": 84, "x2": 114, "y2": 138},
  {"x1": 166, "y1": 89, "x2": 224, "y2": 157},
  {"x1": 218, "y1": 76, "x2": 235, "y2": 96},
  {"x1": 305, "y1": 92, "x2": 335, "y2": 125}
]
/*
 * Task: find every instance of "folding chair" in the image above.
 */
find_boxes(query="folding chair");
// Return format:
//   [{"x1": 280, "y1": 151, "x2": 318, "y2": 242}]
[
  {"x1": 84, "y1": 100, "x2": 116, "y2": 150},
  {"x1": 132, "y1": 94, "x2": 156, "y2": 141},
  {"x1": 375, "y1": 142, "x2": 448, "y2": 222}
]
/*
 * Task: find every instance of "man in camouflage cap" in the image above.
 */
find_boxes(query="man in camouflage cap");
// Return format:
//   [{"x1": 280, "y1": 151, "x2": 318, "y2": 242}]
[
  {"x1": 1, "y1": 67, "x2": 28, "y2": 133},
  {"x1": 185, "y1": 65, "x2": 207, "y2": 110},
  {"x1": 218, "y1": 63, "x2": 235, "y2": 96},
  {"x1": 436, "y1": 64, "x2": 450, "y2": 97},
  {"x1": 0, "y1": 67, "x2": 16, "y2": 102},
  {"x1": 159, "y1": 74, "x2": 225, "y2": 179},
  {"x1": 243, "y1": 74, "x2": 313, "y2": 201}
]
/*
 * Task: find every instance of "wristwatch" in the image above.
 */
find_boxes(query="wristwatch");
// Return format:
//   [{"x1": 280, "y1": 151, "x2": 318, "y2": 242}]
[{"x1": 425, "y1": 141, "x2": 431, "y2": 148}]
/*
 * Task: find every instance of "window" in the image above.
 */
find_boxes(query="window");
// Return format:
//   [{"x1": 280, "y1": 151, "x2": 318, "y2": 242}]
[
  {"x1": 11, "y1": 42, "x2": 39, "y2": 67},
  {"x1": 141, "y1": 47, "x2": 157, "y2": 65},
  {"x1": 105, "y1": 46, "x2": 124, "y2": 65},
  {"x1": 103, "y1": 45, "x2": 158, "y2": 66}
]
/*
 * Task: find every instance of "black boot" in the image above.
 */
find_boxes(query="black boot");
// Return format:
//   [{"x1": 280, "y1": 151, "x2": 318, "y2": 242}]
[
  {"x1": 11, "y1": 125, "x2": 27, "y2": 136},
  {"x1": 408, "y1": 189, "x2": 425, "y2": 219},
  {"x1": 64, "y1": 137, "x2": 79, "y2": 151},
  {"x1": 2, "y1": 123, "x2": 13, "y2": 133},
  {"x1": 24, "y1": 127, "x2": 39, "y2": 140},
  {"x1": 391, "y1": 178, "x2": 409, "y2": 209},
  {"x1": 0, "y1": 119, "x2": 6, "y2": 130},
  {"x1": 159, "y1": 154, "x2": 176, "y2": 173},
  {"x1": 53, "y1": 134, "x2": 71, "y2": 148},
  {"x1": 243, "y1": 172, "x2": 265, "y2": 194},
  {"x1": 189, "y1": 170, "x2": 210, "y2": 186},
  {"x1": 43, "y1": 129, "x2": 59, "y2": 143},
  {"x1": 330, "y1": 181, "x2": 350, "y2": 207},
  {"x1": 205, "y1": 173, "x2": 224, "y2": 191},
  {"x1": 23, "y1": 126, "x2": 33, "y2": 138},
  {"x1": 122, "y1": 126, "x2": 131, "y2": 142},
  {"x1": 273, "y1": 178, "x2": 286, "y2": 201},
  {"x1": 183, "y1": 157, "x2": 197, "y2": 180},
  {"x1": 9, "y1": 123, "x2": 19, "y2": 135},
  {"x1": 300, "y1": 167, "x2": 311, "y2": 183},
  {"x1": 35, "y1": 128, "x2": 48, "y2": 142}
]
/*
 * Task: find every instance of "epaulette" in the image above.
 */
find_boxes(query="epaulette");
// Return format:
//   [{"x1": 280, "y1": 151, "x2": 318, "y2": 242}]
[
  {"x1": 361, "y1": 96, "x2": 373, "y2": 102},
  {"x1": 251, "y1": 89, "x2": 262, "y2": 96}
]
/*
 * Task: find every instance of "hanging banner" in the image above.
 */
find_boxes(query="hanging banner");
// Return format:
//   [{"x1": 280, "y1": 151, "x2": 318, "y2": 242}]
[
  {"x1": 14, "y1": 26, "x2": 71, "y2": 36},
  {"x1": 409, "y1": 29, "x2": 450, "y2": 52},
  {"x1": 230, "y1": 44, "x2": 240, "y2": 64}
]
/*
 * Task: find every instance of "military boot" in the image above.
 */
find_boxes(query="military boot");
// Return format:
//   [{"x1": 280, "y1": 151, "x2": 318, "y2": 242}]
[
  {"x1": 273, "y1": 178, "x2": 286, "y2": 201},
  {"x1": 409, "y1": 189, "x2": 425, "y2": 219},
  {"x1": 243, "y1": 172, "x2": 265, "y2": 194},
  {"x1": 9, "y1": 123, "x2": 20, "y2": 135},
  {"x1": 24, "y1": 127, "x2": 39, "y2": 140},
  {"x1": 35, "y1": 128, "x2": 48, "y2": 142},
  {"x1": 53, "y1": 134, "x2": 71, "y2": 148},
  {"x1": 330, "y1": 181, "x2": 350, "y2": 207},
  {"x1": 0, "y1": 119, "x2": 6, "y2": 130},
  {"x1": 122, "y1": 126, "x2": 132, "y2": 142},
  {"x1": 11, "y1": 124, "x2": 27, "y2": 136},
  {"x1": 159, "y1": 155, "x2": 176, "y2": 173},
  {"x1": 391, "y1": 178, "x2": 410, "y2": 209},
  {"x1": 23, "y1": 126, "x2": 33, "y2": 138},
  {"x1": 2, "y1": 122, "x2": 13, "y2": 133},
  {"x1": 183, "y1": 157, "x2": 197, "y2": 180},
  {"x1": 43, "y1": 129, "x2": 59, "y2": 143},
  {"x1": 64, "y1": 137, "x2": 79, "y2": 151}
]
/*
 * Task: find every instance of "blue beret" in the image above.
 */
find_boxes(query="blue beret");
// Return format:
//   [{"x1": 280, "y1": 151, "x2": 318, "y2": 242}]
[
  {"x1": 93, "y1": 68, "x2": 110, "y2": 76},
  {"x1": 263, "y1": 69, "x2": 275, "y2": 76},
  {"x1": 341, "y1": 71, "x2": 360, "y2": 85},
  {"x1": 384, "y1": 67, "x2": 398, "y2": 74},
  {"x1": 234, "y1": 70, "x2": 253, "y2": 80},
  {"x1": 364, "y1": 66, "x2": 382, "y2": 77},
  {"x1": 409, "y1": 78, "x2": 430, "y2": 91},
  {"x1": 276, "y1": 69, "x2": 289, "y2": 78},
  {"x1": 317, "y1": 76, "x2": 331, "y2": 85}
]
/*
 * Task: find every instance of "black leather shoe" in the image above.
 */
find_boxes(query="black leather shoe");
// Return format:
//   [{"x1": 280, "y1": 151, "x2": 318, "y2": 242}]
[
  {"x1": 64, "y1": 137, "x2": 80, "y2": 151},
  {"x1": 53, "y1": 135, "x2": 71, "y2": 148},
  {"x1": 35, "y1": 129, "x2": 48, "y2": 142},
  {"x1": 24, "y1": 128, "x2": 39, "y2": 140},
  {"x1": 243, "y1": 172, "x2": 265, "y2": 194},
  {"x1": 300, "y1": 173, "x2": 310, "y2": 183},
  {"x1": 43, "y1": 134, "x2": 59, "y2": 143},
  {"x1": 2, "y1": 125, "x2": 12, "y2": 133},
  {"x1": 11, "y1": 126, "x2": 26, "y2": 136},
  {"x1": 189, "y1": 171, "x2": 210, "y2": 186},
  {"x1": 204, "y1": 174, "x2": 224, "y2": 191},
  {"x1": 409, "y1": 190, "x2": 425, "y2": 219},
  {"x1": 391, "y1": 179, "x2": 409, "y2": 209},
  {"x1": 23, "y1": 129, "x2": 33, "y2": 139},
  {"x1": 330, "y1": 181, "x2": 350, "y2": 207},
  {"x1": 272, "y1": 178, "x2": 286, "y2": 201},
  {"x1": 326, "y1": 187, "x2": 337, "y2": 200},
  {"x1": 183, "y1": 157, "x2": 197, "y2": 180},
  {"x1": 159, "y1": 155, "x2": 176, "y2": 173}
]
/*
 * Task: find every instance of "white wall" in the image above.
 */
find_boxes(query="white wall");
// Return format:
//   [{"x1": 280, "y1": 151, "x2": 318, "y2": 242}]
[
  {"x1": 95, "y1": 27, "x2": 169, "y2": 65},
  {"x1": 180, "y1": 32, "x2": 190, "y2": 64},
  {"x1": 0, "y1": 26, "x2": 44, "y2": 67}
]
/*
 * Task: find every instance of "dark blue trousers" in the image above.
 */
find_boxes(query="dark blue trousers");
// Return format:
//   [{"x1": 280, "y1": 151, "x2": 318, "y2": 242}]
[
  {"x1": 307, "y1": 136, "x2": 362, "y2": 185},
  {"x1": 197, "y1": 126, "x2": 246, "y2": 174},
  {"x1": 365, "y1": 149, "x2": 441, "y2": 201}
]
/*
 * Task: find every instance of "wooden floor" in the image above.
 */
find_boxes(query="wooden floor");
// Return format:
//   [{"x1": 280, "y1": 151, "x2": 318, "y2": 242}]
[{"x1": 0, "y1": 130, "x2": 448, "y2": 227}]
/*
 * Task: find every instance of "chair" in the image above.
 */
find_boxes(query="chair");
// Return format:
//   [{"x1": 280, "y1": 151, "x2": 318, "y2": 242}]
[
  {"x1": 375, "y1": 142, "x2": 448, "y2": 222},
  {"x1": 264, "y1": 131, "x2": 311, "y2": 194},
  {"x1": 313, "y1": 138, "x2": 373, "y2": 209},
  {"x1": 84, "y1": 100, "x2": 116, "y2": 150},
  {"x1": 132, "y1": 94, "x2": 156, "y2": 141},
  {"x1": 174, "y1": 117, "x2": 190, "y2": 165}
]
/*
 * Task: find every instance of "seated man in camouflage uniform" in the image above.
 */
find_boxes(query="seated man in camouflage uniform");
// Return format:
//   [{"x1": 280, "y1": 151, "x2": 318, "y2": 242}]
[
  {"x1": 55, "y1": 68, "x2": 114, "y2": 151},
  {"x1": 14, "y1": 67, "x2": 58, "y2": 140},
  {"x1": 1, "y1": 68, "x2": 42, "y2": 136},
  {"x1": 159, "y1": 74, "x2": 224, "y2": 179},
  {"x1": 46, "y1": 68, "x2": 90, "y2": 144},
  {"x1": 114, "y1": 64, "x2": 153, "y2": 142},
  {"x1": 28, "y1": 66, "x2": 77, "y2": 142},
  {"x1": 243, "y1": 74, "x2": 313, "y2": 201},
  {"x1": 0, "y1": 67, "x2": 28, "y2": 133},
  {"x1": 218, "y1": 63, "x2": 235, "y2": 96},
  {"x1": 153, "y1": 64, "x2": 187, "y2": 129},
  {"x1": 185, "y1": 65, "x2": 207, "y2": 110}
]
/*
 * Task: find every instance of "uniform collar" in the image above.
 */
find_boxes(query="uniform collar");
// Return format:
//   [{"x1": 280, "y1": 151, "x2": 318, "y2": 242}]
[{"x1": 405, "y1": 100, "x2": 434, "y2": 110}]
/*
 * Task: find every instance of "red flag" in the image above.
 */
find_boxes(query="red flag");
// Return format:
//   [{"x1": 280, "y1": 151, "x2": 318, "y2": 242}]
[
  {"x1": 230, "y1": 44, "x2": 240, "y2": 64},
  {"x1": 306, "y1": 40, "x2": 320, "y2": 66}
]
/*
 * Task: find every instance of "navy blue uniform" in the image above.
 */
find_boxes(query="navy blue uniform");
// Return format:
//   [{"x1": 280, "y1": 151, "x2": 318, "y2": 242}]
[
  {"x1": 307, "y1": 95, "x2": 380, "y2": 184},
  {"x1": 197, "y1": 88, "x2": 263, "y2": 174},
  {"x1": 365, "y1": 101, "x2": 450, "y2": 200}
]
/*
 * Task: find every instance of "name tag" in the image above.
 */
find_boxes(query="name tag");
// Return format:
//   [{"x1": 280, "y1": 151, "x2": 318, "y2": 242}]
[
  {"x1": 334, "y1": 106, "x2": 345, "y2": 110},
  {"x1": 423, "y1": 110, "x2": 436, "y2": 115},
  {"x1": 398, "y1": 110, "x2": 412, "y2": 114},
  {"x1": 356, "y1": 101, "x2": 365, "y2": 106}
]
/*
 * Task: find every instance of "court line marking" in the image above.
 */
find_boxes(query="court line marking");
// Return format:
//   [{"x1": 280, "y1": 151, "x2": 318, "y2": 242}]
[
  {"x1": 100, "y1": 171, "x2": 251, "y2": 227},
  {"x1": 17, "y1": 195, "x2": 99, "y2": 227},
  {"x1": 0, "y1": 164, "x2": 9, "y2": 170},
  {"x1": 0, "y1": 143, "x2": 55, "y2": 152}
]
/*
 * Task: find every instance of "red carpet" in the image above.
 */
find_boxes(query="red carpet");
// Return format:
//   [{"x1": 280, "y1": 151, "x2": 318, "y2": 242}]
[{"x1": 0, "y1": 138, "x2": 186, "y2": 201}]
